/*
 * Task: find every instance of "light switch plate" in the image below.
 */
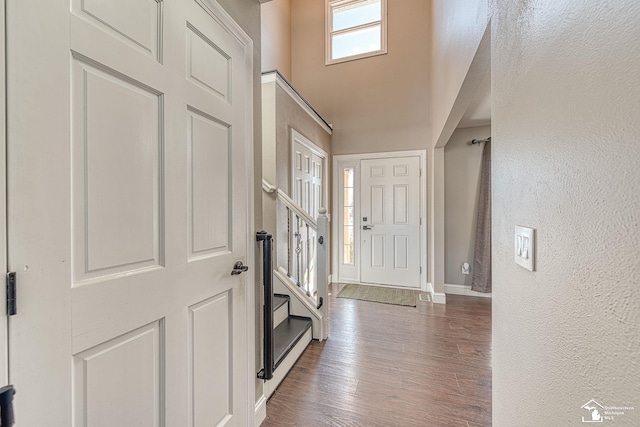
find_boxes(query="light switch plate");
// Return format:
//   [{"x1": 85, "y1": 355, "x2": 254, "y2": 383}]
[{"x1": 515, "y1": 225, "x2": 535, "y2": 271}]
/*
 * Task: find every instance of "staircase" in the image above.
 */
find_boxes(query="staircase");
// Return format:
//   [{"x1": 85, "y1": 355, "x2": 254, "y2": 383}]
[
  {"x1": 263, "y1": 294, "x2": 313, "y2": 397},
  {"x1": 257, "y1": 185, "x2": 330, "y2": 398}
]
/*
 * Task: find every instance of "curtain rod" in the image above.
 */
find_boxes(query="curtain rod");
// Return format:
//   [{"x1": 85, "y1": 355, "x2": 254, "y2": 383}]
[{"x1": 471, "y1": 136, "x2": 491, "y2": 145}]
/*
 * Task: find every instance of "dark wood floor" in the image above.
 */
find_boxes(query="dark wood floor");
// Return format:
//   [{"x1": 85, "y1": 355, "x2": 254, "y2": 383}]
[{"x1": 261, "y1": 284, "x2": 492, "y2": 427}]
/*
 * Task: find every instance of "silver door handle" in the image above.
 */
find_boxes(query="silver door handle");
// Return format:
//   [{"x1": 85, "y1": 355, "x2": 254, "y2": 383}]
[
  {"x1": 231, "y1": 261, "x2": 249, "y2": 275},
  {"x1": 362, "y1": 225, "x2": 375, "y2": 230}
]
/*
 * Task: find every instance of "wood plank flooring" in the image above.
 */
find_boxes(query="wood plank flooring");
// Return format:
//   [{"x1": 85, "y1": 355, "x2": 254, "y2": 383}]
[{"x1": 261, "y1": 284, "x2": 492, "y2": 427}]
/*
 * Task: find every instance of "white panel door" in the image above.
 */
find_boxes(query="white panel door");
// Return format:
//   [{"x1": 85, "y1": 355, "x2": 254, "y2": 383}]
[
  {"x1": 361, "y1": 157, "x2": 420, "y2": 288},
  {"x1": 6, "y1": 0, "x2": 252, "y2": 425},
  {"x1": 292, "y1": 133, "x2": 324, "y2": 219},
  {"x1": 291, "y1": 133, "x2": 325, "y2": 295}
]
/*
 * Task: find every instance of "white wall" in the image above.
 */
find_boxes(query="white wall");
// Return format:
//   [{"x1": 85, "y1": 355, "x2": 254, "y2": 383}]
[
  {"x1": 291, "y1": 0, "x2": 430, "y2": 156},
  {"x1": 261, "y1": 0, "x2": 292, "y2": 79},
  {"x1": 430, "y1": 0, "x2": 490, "y2": 146},
  {"x1": 428, "y1": 0, "x2": 490, "y2": 300},
  {"x1": 444, "y1": 125, "x2": 490, "y2": 286},
  {"x1": 492, "y1": 0, "x2": 640, "y2": 424}
]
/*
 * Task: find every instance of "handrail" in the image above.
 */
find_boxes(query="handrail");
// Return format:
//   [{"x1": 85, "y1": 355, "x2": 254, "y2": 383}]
[
  {"x1": 262, "y1": 178, "x2": 277, "y2": 193},
  {"x1": 276, "y1": 189, "x2": 317, "y2": 231},
  {"x1": 256, "y1": 231, "x2": 274, "y2": 381}
]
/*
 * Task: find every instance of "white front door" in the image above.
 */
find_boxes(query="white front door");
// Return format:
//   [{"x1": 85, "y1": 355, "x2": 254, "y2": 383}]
[
  {"x1": 7, "y1": 0, "x2": 253, "y2": 425},
  {"x1": 360, "y1": 157, "x2": 421, "y2": 288}
]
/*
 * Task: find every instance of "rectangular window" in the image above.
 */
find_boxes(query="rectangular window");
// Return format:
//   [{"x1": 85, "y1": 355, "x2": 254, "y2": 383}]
[
  {"x1": 326, "y1": 0, "x2": 387, "y2": 65},
  {"x1": 342, "y1": 167, "x2": 355, "y2": 265}
]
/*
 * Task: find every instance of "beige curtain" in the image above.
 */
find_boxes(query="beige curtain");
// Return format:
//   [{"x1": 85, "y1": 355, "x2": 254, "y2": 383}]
[{"x1": 471, "y1": 140, "x2": 492, "y2": 293}]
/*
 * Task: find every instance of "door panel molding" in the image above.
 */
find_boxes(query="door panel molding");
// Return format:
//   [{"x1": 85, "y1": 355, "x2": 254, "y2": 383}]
[
  {"x1": 6, "y1": 1, "x2": 255, "y2": 425},
  {"x1": 290, "y1": 128, "x2": 328, "y2": 217},
  {"x1": 332, "y1": 150, "x2": 427, "y2": 291}
]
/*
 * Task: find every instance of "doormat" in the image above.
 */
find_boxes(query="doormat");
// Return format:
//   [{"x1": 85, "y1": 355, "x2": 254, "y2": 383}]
[{"x1": 337, "y1": 284, "x2": 417, "y2": 307}]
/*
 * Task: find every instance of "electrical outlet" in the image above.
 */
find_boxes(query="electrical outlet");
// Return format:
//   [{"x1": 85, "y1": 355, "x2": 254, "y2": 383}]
[{"x1": 461, "y1": 262, "x2": 470, "y2": 275}]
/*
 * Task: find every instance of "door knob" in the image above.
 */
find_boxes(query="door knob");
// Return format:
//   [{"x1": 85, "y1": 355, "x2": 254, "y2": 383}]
[
  {"x1": 362, "y1": 225, "x2": 374, "y2": 230},
  {"x1": 231, "y1": 261, "x2": 249, "y2": 275}
]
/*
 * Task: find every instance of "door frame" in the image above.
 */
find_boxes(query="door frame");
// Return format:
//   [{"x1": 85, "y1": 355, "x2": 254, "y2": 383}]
[
  {"x1": 0, "y1": 0, "x2": 8, "y2": 388},
  {"x1": 332, "y1": 150, "x2": 427, "y2": 291},
  {"x1": 196, "y1": 1, "x2": 257, "y2": 423}
]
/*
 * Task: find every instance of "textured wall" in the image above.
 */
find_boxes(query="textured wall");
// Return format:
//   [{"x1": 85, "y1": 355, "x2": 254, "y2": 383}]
[
  {"x1": 261, "y1": 0, "x2": 292, "y2": 79},
  {"x1": 444, "y1": 125, "x2": 491, "y2": 286},
  {"x1": 430, "y1": 0, "x2": 490, "y2": 146},
  {"x1": 291, "y1": 0, "x2": 430, "y2": 155},
  {"x1": 492, "y1": 0, "x2": 640, "y2": 424}
]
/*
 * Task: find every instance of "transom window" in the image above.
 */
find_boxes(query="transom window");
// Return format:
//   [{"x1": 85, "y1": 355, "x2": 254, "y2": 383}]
[{"x1": 326, "y1": 0, "x2": 387, "y2": 65}]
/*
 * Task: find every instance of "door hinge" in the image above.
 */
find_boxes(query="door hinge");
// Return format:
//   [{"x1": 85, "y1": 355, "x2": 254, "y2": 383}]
[
  {"x1": 6, "y1": 272, "x2": 17, "y2": 316},
  {"x1": 420, "y1": 267, "x2": 422, "y2": 274}
]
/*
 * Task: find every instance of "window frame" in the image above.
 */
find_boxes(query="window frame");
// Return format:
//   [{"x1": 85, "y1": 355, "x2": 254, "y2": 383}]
[{"x1": 325, "y1": 0, "x2": 388, "y2": 65}]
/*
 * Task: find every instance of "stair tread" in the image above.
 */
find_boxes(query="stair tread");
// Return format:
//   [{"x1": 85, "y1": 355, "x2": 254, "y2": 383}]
[
  {"x1": 274, "y1": 316, "x2": 312, "y2": 368},
  {"x1": 273, "y1": 294, "x2": 290, "y2": 312}
]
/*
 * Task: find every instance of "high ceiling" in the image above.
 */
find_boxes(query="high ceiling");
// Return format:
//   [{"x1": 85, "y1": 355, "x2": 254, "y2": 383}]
[{"x1": 458, "y1": 71, "x2": 491, "y2": 128}]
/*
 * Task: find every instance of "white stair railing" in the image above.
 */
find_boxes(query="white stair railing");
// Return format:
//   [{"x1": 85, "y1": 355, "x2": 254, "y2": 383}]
[{"x1": 275, "y1": 188, "x2": 329, "y2": 339}]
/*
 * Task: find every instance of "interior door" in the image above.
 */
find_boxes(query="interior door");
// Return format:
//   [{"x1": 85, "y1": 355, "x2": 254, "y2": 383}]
[
  {"x1": 6, "y1": 0, "x2": 252, "y2": 425},
  {"x1": 291, "y1": 133, "x2": 325, "y2": 295},
  {"x1": 360, "y1": 157, "x2": 420, "y2": 288},
  {"x1": 292, "y1": 135, "x2": 324, "y2": 220}
]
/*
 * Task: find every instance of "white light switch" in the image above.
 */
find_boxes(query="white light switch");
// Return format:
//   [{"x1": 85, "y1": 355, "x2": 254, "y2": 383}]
[{"x1": 515, "y1": 226, "x2": 535, "y2": 271}]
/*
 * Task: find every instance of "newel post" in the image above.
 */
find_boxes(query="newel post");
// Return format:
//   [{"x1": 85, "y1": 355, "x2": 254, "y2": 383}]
[{"x1": 317, "y1": 207, "x2": 330, "y2": 340}]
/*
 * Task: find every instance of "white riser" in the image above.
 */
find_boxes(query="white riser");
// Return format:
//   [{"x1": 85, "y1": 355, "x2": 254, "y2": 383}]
[
  {"x1": 274, "y1": 301, "x2": 289, "y2": 328},
  {"x1": 263, "y1": 327, "x2": 312, "y2": 399}
]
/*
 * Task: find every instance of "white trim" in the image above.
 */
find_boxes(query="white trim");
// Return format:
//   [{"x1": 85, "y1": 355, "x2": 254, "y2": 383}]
[
  {"x1": 0, "y1": 0, "x2": 8, "y2": 386},
  {"x1": 332, "y1": 159, "x2": 360, "y2": 281},
  {"x1": 274, "y1": 267, "x2": 326, "y2": 341},
  {"x1": 325, "y1": 0, "x2": 388, "y2": 65},
  {"x1": 444, "y1": 283, "x2": 492, "y2": 298},
  {"x1": 332, "y1": 150, "x2": 427, "y2": 290},
  {"x1": 262, "y1": 179, "x2": 277, "y2": 193},
  {"x1": 261, "y1": 72, "x2": 333, "y2": 135},
  {"x1": 197, "y1": 0, "x2": 253, "y2": 46},
  {"x1": 254, "y1": 395, "x2": 267, "y2": 426},
  {"x1": 290, "y1": 128, "x2": 329, "y2": 216},
  {"x1": 196, "y1": 2, "x2": 257, "y2": 424},
  {"x1": 432, "y1": 292, "x2": 447, "y2": 305}
]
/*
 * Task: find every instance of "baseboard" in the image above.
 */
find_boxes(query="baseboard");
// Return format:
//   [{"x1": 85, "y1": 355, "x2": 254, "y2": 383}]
[
  {"x1": 444, "y1": 283, "x2": 492, "y2": 298},
  {"x1": 426, "y1": 282, "x2": 434, "y2": 294},
  {"x1": 255, "y1": 394, "x2": 267, "y2": 426},
  {"x1": 433, "y1": 292, "x2": 447, "y2": 304},
  {"x1": 425, "y1": 283, "x2": 446, "y2": 304}
]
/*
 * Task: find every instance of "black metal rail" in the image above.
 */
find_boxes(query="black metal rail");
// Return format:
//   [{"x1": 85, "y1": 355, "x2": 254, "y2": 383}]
[{"x1": 256, "y1": 231, "x2": 274, "y2": 381}]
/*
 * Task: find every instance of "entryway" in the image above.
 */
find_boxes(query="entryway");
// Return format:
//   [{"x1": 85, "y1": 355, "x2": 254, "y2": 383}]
[{"x1": 333, "y1": 151, "x2": 426, "y2": 290}]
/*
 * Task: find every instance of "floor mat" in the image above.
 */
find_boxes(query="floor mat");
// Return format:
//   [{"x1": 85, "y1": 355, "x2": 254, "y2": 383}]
[{"x1": 337, "y1": 283, "x2": 418, "y2": 307}]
